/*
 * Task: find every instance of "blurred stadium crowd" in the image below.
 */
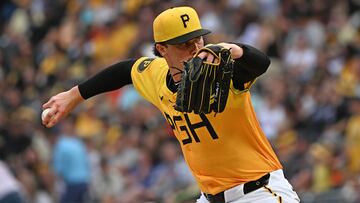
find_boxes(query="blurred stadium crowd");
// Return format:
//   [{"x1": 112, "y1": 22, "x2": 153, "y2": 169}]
[{"x1": 0, "y1": 0, "x2": 359, "y2": 203}]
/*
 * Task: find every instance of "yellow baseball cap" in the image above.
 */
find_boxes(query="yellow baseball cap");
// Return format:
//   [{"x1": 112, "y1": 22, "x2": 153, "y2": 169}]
[{"x1": 153, "y1": 6, "x2": 211, "y2": 44}]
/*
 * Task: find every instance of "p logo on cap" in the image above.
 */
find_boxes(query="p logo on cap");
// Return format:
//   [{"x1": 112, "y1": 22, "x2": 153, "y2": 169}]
[{"x1": 153, "y1": 6, "x2": 211, "y2": 45}]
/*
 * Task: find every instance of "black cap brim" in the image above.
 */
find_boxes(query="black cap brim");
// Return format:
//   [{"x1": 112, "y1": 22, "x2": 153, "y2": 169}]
[{"x1": 164, "y1": 29, "x2": 211, "y2": 45}]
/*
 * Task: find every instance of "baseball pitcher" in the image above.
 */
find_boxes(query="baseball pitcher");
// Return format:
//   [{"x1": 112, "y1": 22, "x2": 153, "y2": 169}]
[{"x1": 42, "y1": 6, "x2": 300, "y2": 203}]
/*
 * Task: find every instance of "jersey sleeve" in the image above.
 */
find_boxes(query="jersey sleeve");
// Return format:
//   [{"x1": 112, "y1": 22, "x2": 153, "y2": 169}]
[{"x1": 131, "y1": 57, "x2": 166, "y2": 108}]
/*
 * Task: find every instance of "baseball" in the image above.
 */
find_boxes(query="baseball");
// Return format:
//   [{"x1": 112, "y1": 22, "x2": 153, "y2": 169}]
[{"x1": 41, "y1": 108, "x2": 53, "y2": 121}]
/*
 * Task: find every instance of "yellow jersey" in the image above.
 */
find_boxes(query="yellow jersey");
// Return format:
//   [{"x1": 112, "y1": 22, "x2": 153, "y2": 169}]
[{"x1": 131, "y1": 57, "x2": 282, "y2": 194}]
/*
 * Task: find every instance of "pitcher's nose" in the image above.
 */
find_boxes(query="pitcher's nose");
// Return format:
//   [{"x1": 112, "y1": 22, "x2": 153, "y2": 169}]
[{"x1": 190, "y1": 42, "x2": 200, "y2": 56}]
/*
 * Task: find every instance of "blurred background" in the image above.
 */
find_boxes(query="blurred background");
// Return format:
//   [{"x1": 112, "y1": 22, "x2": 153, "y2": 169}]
[{"x1": 0, "y1": 0, "x2": 359, "y2": 202}]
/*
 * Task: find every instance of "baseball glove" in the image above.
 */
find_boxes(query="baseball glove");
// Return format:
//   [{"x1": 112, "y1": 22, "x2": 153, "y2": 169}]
[{"x1": 174, "y1": 44, "x2": 234, "y2": 114}]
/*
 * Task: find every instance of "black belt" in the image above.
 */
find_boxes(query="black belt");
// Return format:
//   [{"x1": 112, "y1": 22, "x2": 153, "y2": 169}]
[{"x1": 204, "y1": 173, "x2": 270, "y2": 203}]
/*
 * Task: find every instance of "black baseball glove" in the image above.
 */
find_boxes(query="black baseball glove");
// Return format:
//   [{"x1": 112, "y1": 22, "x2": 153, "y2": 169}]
[{"x1": 174, "y1": 44, "x2": 234, "y2": 114}]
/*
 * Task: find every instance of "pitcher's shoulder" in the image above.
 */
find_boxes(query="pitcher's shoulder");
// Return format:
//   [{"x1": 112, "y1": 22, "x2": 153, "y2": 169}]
[{"x1": 134, "y1": 57, "x2": 167, "y2": 73}]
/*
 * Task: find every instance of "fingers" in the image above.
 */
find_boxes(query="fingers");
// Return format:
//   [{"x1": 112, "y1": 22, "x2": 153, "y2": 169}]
[
  {"x1": 197, "y1": 52, "x2": 207, "y2": 60},
  {"x1": 41, "y1": 106, "x2": 57, "y2": 128},
  {"x1": 197, "y1": 52, "x2": 219, "y2": 63},
  {"x1": 42, "y1": 98, "x2": 54, "y2": 109},
  {"x1": 46, "y1": 110, "x2": 62, "y2": 128},
  {"x1": 205, "y1": 54, "x2": 215, "y2": 63},
  {"x1": 42, "y1": 95, "x2": 63, "y2": 128},
  {"x1": 42, "y1": 102, "x2": 67, "y2": 128}
]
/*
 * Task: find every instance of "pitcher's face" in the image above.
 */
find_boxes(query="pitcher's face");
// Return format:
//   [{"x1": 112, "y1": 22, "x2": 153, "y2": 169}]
[{"x1": 157, "y1": 36, "x2": 204, "y2": 71}]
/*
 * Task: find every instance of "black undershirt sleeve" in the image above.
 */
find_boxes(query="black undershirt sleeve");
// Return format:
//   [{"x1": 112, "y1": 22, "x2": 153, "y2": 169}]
[
  {"x1": 78, "y1": 59, "x2": 136, "y2": 99},
  {"x1": 232, "y1": 43, "x2": 271, "y2": 90}
]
